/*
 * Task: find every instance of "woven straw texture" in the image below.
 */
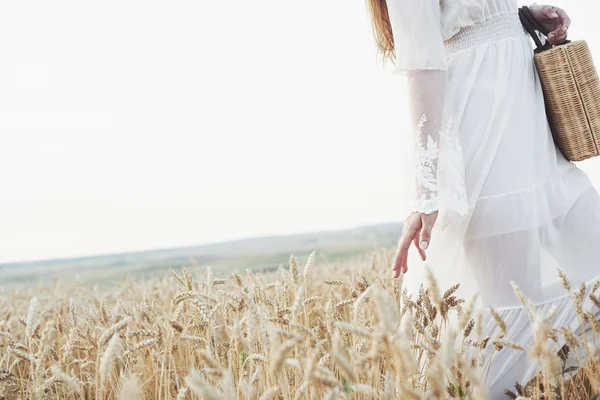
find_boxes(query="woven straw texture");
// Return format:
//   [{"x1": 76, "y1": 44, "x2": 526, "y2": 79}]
[{"x1": 534, "y1": 40, "x2": 600, "y2": 161}]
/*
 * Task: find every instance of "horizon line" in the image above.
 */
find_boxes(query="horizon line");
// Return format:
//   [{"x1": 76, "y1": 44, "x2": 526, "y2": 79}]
[{"x1": 0, "y1": 220, "x2": 401, "y2": 267}]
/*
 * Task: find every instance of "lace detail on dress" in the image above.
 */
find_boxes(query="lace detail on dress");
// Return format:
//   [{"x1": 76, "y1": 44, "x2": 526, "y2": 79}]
[
  {"x1": 414, "y1": 114, "x2": 440, "y2": 213},
  {"x1": 412, "y1": 114, "x2": 469, "y2": 222},
  {"x1": 403, "y1": 113, "x2": 469, "y2": 233}
]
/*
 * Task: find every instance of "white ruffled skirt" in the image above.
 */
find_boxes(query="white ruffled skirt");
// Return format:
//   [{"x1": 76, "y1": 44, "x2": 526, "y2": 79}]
[{"x1": 401, "y1": 11, "x2": 600, "y2": 398}]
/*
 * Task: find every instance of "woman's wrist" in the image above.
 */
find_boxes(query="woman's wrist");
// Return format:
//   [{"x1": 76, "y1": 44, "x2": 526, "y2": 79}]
[{"x1": 413, "y1": 192, "x2": 440, "y2": 214}]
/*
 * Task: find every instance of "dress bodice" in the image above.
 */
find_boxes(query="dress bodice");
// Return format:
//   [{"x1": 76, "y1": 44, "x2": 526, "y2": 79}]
[{"x1": 440, "y1": 0, "x2": 518, "y2": 40}]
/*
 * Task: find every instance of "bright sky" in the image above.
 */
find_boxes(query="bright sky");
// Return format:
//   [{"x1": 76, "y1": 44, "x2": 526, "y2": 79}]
[{"x1": 1, "y1": 0, "x2": 598, "y2": 263}]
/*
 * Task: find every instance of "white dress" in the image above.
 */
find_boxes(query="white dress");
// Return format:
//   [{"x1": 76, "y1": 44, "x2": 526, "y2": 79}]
[{"x1": 386, "y1": 0, "x2": 600, "y2": 396}]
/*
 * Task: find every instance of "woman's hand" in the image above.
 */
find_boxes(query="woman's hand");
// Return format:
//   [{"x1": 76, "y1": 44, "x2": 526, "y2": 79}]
[
  {"x1": 392, "y1": 210, "x2": 438, "y2": 278},
  {"x1": 529, "y1": 4, "x2": 571, "y2": 45}
]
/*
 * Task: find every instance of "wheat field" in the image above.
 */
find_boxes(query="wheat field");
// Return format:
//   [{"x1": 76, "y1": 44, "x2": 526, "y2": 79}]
[{"x1": 0, "y1": 247, "x2": 599, "y2": 399}]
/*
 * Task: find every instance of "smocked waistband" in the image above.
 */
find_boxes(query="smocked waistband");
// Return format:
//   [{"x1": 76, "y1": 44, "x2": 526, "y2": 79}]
[{"x1": 444, "y1": 13, "x2": 529, "y2": 57}]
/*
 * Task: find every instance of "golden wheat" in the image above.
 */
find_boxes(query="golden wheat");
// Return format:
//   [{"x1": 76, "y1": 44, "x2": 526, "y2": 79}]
[{"x1": 0, "y1": 247, "x2": 598, "y2": 399}]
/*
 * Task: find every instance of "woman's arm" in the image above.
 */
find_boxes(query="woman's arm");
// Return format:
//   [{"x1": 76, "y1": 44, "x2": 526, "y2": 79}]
[
  {"x1": 393, "y1": 68, "x2": 447, "y2": 277},
  {"x1": 385, "y1": 0, "x2": 468, "y2": 276},
  {"x1": 386, "y1": 0, "x2": 448, "y2": 216}
]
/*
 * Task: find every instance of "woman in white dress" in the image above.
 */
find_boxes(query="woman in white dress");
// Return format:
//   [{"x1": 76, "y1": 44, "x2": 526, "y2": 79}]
[{"x1": 366, "y1": 0, "x2": 600, "y2": 396}]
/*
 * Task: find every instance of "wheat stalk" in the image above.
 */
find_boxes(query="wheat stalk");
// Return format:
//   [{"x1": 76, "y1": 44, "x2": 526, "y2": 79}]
[{"x1": 0, "y1": 250, "x2": 598, "y2": 400}]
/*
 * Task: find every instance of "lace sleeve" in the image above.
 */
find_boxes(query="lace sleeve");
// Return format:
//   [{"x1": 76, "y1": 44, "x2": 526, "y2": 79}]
[
  {"x1": 386, "y1": 0, "x2": 469, "y2": 224},
  {"x1": 407, "y1": 70, "x2": 446, "y2": 214}
]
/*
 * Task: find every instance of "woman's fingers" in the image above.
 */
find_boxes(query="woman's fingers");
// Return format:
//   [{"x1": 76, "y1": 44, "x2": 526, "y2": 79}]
[
  {"x1": 413, "y1": 235, "x2": 426, "y2": 261},
  {"x1": 393, "y1": 217, "x2": 421, "y2": 278},
  {"x1": 547, "y1": 7, "x2": 570, "y2": 44},
  {"x1": 540, "y1": 5, "x2": 559, "y2": 20},
  {"x1": 392, "y1": 211, "x2": 439, "y2": 278},
  {"x1": 419, "y1": 213, "x2": 436, "y2": 252},
  {"x1": 548, "y1": 26, "x2": 568, "y2": 44},
  {"x1": 393, "y1": 232, "x2": 413, "y2": 278},
  {"x1": 556, "y1": 8, "x2": 571, "y2": 30}
]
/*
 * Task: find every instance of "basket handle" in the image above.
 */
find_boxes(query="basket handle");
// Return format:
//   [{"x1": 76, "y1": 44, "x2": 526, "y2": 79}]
[{"x1": 518, "y1": 6, "x2": 570, "y2": 53}]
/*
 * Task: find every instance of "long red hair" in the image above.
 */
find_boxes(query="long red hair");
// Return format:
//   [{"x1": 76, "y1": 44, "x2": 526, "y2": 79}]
[{"x1": 365, "y1": 0, "x2": 396, "y2": 64}]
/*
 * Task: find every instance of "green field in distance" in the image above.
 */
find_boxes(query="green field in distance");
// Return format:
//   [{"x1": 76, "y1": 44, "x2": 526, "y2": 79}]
[{"x1": 0, "y1": 223, "x2": 401, "y2": 286}]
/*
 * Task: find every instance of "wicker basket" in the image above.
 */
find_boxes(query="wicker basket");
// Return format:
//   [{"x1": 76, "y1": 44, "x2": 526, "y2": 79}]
[{"x1": 519, "y1": 6, "x2": 600, "y2": 162}]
